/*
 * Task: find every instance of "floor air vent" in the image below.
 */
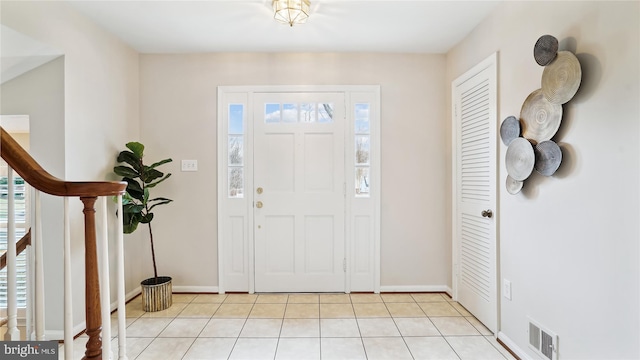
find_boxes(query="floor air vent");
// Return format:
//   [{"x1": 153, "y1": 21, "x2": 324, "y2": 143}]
[{"x1": 528, "y1": 318, "x2": 558, "y2": 360}]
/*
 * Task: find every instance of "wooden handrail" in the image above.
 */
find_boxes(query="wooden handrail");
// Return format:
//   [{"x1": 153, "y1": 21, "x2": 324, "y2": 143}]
[
  {"x1": 1, "y1": 127, "x2": 126, "y2": 197},
  {"x1": 0, "y1": 228, "x2": 31, "y2": 270}
]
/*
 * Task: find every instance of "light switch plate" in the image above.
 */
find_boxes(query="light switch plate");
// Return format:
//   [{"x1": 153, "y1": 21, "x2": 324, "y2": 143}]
[
  {"x1": 181, "y1": 160, "x2": 198, "y2": 172},
  {"x1": 503, "y1": 279, "x2": 512, "y2": 300}
]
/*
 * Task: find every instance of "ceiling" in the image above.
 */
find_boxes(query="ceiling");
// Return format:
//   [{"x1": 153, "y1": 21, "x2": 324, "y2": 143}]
[{"x1": 66, "y1": 0, "x2": 501, "y2": 54}]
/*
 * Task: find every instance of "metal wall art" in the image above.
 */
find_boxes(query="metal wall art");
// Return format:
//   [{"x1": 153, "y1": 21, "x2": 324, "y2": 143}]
[{"x1": 501, "y1": 34, "x2": 582, "y2": 194}]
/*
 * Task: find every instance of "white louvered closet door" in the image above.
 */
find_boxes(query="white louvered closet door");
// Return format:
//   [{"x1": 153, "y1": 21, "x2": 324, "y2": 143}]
[{"x1": 453, "y1": 53, "x2": 497, "y2": 333}]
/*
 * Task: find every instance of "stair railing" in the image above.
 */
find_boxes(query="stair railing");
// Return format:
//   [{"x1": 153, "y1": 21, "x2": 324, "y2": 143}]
[{"x1": 1, "y1": 127, "x2": 128, "y2": 360}]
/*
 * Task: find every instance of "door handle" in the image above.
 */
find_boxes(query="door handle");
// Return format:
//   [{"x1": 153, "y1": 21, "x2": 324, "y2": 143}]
[
  {"x1": 256, "y1": 201, "x2": 263, "y2": 209},
  {"x1": 481, "y1": 209, "x2": 493, "y2": 218},
  {"x1": 256, "y1": 187, "x2": 263, "y2": 194}
]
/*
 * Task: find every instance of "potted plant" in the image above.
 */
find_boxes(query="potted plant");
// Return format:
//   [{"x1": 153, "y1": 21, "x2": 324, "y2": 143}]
[{"x1": 114, "y1": 142, "x2": 173, "y2": 312}]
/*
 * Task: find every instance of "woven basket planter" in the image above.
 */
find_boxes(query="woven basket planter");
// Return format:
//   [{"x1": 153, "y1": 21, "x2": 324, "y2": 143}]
[{"x1": 141, "y1": 276, "x2": 172, "y2": 312}]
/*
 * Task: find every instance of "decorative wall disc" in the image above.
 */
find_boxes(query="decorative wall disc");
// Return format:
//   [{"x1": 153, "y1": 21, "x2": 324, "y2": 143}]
[
  {"x1": 534, "y1": 140, "x2": 562, "y2": 176},
  {"x1": 506, "y1": 175, "x2": 524, "y2": 195},
  {"x1": 541, "y1": 51, "x2": 582, "y2": 104},
  {"x1": 505, "y1": 137, "x2": 535, "y2": 181},
  {"x1": 520, "y1": 89, "x2": 563, "y2": 143},
  {"x1": 533, "y1": 35, "x2": 559, "y2": 66},
  {"x1": 500, "y1": 116, "x2": 521, "y2": 146}
]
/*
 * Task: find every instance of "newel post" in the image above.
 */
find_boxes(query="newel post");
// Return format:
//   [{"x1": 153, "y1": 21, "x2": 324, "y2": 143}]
[{"x1": 80, "y1": 196, "x2": 102, "y2": 360}]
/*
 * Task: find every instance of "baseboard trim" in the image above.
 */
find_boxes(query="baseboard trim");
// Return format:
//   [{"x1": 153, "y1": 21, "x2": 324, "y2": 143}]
[
  {"x1": 379, "y1": 285, "x2": 450, "y2": 293},
  {"x1": 498, "y1": 331, "x2": 531, "y2": 360},
  {"x1": 172, "y1": 286, "x2": 219, "y2": 293}
]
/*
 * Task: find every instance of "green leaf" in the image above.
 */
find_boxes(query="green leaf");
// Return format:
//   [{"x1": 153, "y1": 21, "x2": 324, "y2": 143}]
[
  {"x1": 149, "y1": 197, "x2": 172, "y2": 202},
  {"x1": 114, "y1": 166, "x2": 139, "y2": 178},
  {"x1": 123, "y1": 203, "x2": 144, "y2": 215},
  {"x1": 117, "y1": 151, "x2": 142, "y2": 172},
  {"x1": 148, "y1": 158, "x2": 172, "y2": 169},
  {"x1": 148, "y1": 199, "x2": 172, "y2": 211},
  {"x1": 141, "y1": 167, "x2": 163, "y2": 184},
  {"x1": 126, "y1": 142, "x2": 144, "y2": 158},
  {"x1": 143, "y1": 188, "x2": 150, "y2": 204},
  {"x1": 147, "y1": 173, "x2": 172, "y2": 188},
  {"x1": 140, "y1": 213, "x2": 154, "y2": 224}
]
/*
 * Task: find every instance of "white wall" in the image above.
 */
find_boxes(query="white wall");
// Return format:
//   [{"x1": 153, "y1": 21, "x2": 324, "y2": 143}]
[
  {"x1": 1, "y1": 2, "x2": 142, "y2": 337},
  {"x1": 446, "y1": 1, "x2": 639, "y2": 358},
  {"x1": 139, "y1": 53, "x2": 450, "y2": 290}
]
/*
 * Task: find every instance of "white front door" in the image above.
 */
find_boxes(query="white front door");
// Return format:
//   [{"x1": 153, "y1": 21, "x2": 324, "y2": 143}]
[
  {"x1": 452, "y1": 53, "x2": 498, "y2": 333},
  {"x1": 253, "y1": 92, "x2": 345, "y2": 292}
]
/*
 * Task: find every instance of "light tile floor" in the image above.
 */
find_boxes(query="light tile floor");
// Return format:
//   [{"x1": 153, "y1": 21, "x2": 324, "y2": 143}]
[{"x1": 57, "y1": 292, "x2": 518, "y2": 360}]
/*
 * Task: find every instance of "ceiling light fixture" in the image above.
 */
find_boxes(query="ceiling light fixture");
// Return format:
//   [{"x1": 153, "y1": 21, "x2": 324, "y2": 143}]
[{"x1": 273, "y1": 0, "x2": 310, "y2": 27}]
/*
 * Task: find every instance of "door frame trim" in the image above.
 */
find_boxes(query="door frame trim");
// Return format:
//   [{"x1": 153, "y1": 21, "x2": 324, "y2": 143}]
[{"x1": 217, "y1": 85, "x2": 381, "y2": 294}]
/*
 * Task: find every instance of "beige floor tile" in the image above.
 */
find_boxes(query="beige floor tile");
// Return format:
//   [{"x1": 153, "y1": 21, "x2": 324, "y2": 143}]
[
  {"x1": 450, "y1": 302, "x2": 472, "y2": 316},
  {"x1": 362, "y1": 337, "x2": 413, "y2": 360},
  {"x1": 158, "y1": 318, "x2": 208, "y2": 337},
  {"x1": 249, "y1": 303, "x2": 287, "y2": 318},
  {"x1": 445, "y1": 336, "x2": 505, "y2": 360},
  {"x1": 386, "y1": 302, "x2": 426, "y2": 317},
  {"x1": 394, "y1": 317, "x2": 441, "y2": 337},
  {"x1": 229, "y1": 338, "x2": 278, "y2": 360},
  {"x1": 58, "y1": 334, "x2": 90, "y2": 360},
  {"x1": 183, "y1": 338, "x2": 236, "y2": 360},
  {"x1": 256, "y1": 294, "x2": 289, "y2": 303},
  {"x1": 484, "y1": 336, "x2": 519, "y2": 360},
  {"x1": 126, "y1": 317, "x2": 172, "y2": 337},
  {"x1": 411, "y1": 293, "x2": 448, "y2": 302},
  {"x1": 285, "y1": 303, "x2": 319, "y2": 318},
  {"x1": 199, "y1": 318, "x2": 246, "y2": 337},
  {"x1": 135, "y1": 337, "x2": 194, "y2": 360},
  {"x1": 404, "y1": 337, "x2": 461, "y2": 360},
  {"x1": 213, "y1": 303, "x2": 253, "y2": 318},
  {"x1": 124, "y1": 300, "x2": 146, "y2": 318},
  {"x1": 350, "y1": 293, "x2": 383, "y2": 303},
  {"x1": 320, "y1": 293, "x2": 351, "y2": 303},
  {"x1": 381, "y1": 293, "x2": 415, "y2": 303},
  {"x1": 288, "y1": 294, "x2": 320, "y2": 303},
  {"x1": 321, "y1": 338, "x2": 366, "y2": 360},
  {"x1": 192, "y1": 294, "x2": 227, "y2": 303},
  {"x1": 320, "y1": 318, "x2": 361, "y2": 337},
  {"x1": 357, "y1": 318, "x2": 400, "y2": 337},
  {"x1": 239, "y1": 318, "x2": 283, "y2": 337},
  {"x1": 178, "y1": 302, "x2": 220, "y2": 318},
  {"x1": 109, "y1": 316, "x2": 137, "y2": 338},
  {"x1": 466, "y1": 316, "x2": 493, "y2": 335},
  {"x1": 172, "y1": 294, "x2": 197, "y2": 303},
  {"x1": 109, "y1": 337, "x2": 154, "y2": 360},
  {"x1": 224, "y1": 293, "x2": 258, "y2": 304},
  {"x1": 280, "y1": 318, "x2": 320, "y2": 337},
  {"x1": 140, "y1": 302, "x2": 188, "y2": 318},
  {"x1": 419, "y1": 302, "x2": 462, "y2": 317},
  {"x1": 320, "y1": 303, "x2": 355, "y2": 318},
  {"x1": 275, "y1": 337, "x2": 321, "y2": 360},
  {"x1": 430, "y1": 317, "x2": 480, "y2": 336},
  {"x1": 353, "y1": 303, "x2": 391, "y2": 318}
]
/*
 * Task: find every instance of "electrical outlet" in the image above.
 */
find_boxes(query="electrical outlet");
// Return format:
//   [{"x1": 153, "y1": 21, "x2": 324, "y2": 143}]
[
  {"x1": 181, "y1": 160, "x2": 198, "y2": 172},
  {"x1": 503, "y1": 279, "x2": 512, "y2": 300}
]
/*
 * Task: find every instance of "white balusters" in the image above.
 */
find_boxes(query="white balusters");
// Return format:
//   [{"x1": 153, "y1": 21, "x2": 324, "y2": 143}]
[
  {"x1": 116, "y1": 194, "x2": 128, "y2": 360},
  {"x1": 63, "y1": 197, "x2": 73, "y2": 359},
  {"x1": 33, "y1": 189, "x2": 45, "y2": 341},
  {"x1": 4, "y1": 167, "x2": 20, "y2": 340},
  {"x1": 100, "y1": 197, "x2": 112, "y2": 360}
]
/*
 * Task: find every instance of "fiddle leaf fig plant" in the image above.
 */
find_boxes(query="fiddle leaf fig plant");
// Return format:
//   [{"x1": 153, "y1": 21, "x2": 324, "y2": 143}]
[{"x1": 114, "y1": 142, "x2": 173, "y2": 278}]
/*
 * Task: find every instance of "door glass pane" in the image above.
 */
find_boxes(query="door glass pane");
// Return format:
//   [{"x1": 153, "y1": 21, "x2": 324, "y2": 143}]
[
  {"x1": 229, "y1": 136, "x2": 243, "y2": 165},
  {"x1": 318, "y1": 103, "x2": 334, "y2": 123},
  {"x1": 300, "y1": 103, "x2": 315, "y2": 123},
  {"x1": 265, "y1": 103, "x2": 281, "y2": 123},
  {"x1": 282, "y1": 103, "x2": 298, "y2": 123},
  {"x1": 355, "y1": 167, "x2": 370, "y2": 196},
  {"x1": 355, "y1": 136, "x2": 370, "y2": 165},
  {"x1": 229, "y1": 167, "x2": 244, "y2": 198},
  {"x1": 229, "y1": 104, "x2": 244, "y2": 134},
  {"x1": 355, "y1": 103, "x2": 370, "y2": 133}
]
